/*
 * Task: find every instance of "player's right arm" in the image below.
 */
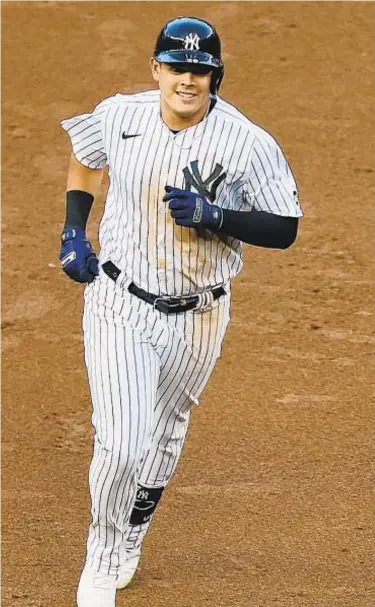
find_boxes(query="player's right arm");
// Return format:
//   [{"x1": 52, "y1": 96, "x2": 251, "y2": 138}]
[
  {"x1": 59, "y1": 157, "x2": 103, "y2": 284},
  {"x1": 67, "y1": 153, "x2": 104, "y2": 200},
  {"x1": 64, "y1": 154, "x2": 103, "y2": 231},
  {"x1": 59, "y1": 100, "x2": 110, "y2": 283}
]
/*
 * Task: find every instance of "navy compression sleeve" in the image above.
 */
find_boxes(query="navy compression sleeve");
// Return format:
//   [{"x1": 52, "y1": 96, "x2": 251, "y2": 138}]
[{"x1": 219, "y1": 208, "x2": 299, "y2": 249}]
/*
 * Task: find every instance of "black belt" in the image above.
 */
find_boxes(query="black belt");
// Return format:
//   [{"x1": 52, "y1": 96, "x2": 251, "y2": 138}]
[{"x1": 102, "y1": 261, "x2": 226, "y2": 314}]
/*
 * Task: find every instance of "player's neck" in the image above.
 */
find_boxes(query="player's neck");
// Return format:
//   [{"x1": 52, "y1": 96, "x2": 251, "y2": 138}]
[{"x1": 160, "y1": 98, "x2": 211, "y2": 132}]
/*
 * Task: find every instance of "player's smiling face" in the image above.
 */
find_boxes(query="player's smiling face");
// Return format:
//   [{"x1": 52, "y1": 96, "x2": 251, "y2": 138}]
[{"x1": 151, "y1": 59, "x2": 212, "y2": 130}]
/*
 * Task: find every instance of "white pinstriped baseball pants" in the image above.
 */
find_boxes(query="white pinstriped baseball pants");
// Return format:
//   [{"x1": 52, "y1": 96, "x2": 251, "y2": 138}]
[{"x1": 82, "y1": 275, "x2": 230, "y2": 574}]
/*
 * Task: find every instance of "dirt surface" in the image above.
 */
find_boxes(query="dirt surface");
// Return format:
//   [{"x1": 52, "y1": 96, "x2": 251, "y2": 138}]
[{"x1": 2, "y1": 2, "x2": 374, "y2": 606}]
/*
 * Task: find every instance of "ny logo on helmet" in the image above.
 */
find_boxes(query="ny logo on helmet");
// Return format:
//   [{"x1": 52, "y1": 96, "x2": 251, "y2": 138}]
[{"x1": 184, "y1": 33, "x2": 200, "y2": 51}]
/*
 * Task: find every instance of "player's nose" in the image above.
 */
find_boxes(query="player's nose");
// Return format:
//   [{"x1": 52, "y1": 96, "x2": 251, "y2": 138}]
[{"x1": 180, "y1": 72, "x2": 195, "y2": 86}]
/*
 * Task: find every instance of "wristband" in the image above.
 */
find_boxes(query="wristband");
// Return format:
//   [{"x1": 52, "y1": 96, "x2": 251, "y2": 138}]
[{"x1": 64, "y1": 190, "x2": 94, "y2": 230}]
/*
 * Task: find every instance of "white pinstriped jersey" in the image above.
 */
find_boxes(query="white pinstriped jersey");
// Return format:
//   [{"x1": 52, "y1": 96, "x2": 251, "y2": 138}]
[{"x1": 61, "y1": 89, "x2": 302, "y2": 296}]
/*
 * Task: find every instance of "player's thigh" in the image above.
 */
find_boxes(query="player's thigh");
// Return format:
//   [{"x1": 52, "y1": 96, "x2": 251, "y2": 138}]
[
  {"x1": 82, "y1": 306, "x2": 160, "y2": 450},
  {"x1": 138, "y1": 347, "x2": 215, "y2": 486},
  {"x1": 150, "y1": 310, "x2": 225, "y2": 446},
  {"x1": 158, "y1": 301, "x2": 230, "y2": 408}
]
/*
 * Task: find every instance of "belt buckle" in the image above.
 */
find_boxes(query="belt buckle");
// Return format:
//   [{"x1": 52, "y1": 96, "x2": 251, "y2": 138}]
[
  {"x1": 153, "y1": 297, "x2": 175, "y2": 314},
  {"x1": 154, "y1": 295, "x2": 190, "y2": 314},
  {"x1": 153, "y1": 296, "x2": 163, "y2": 311}
]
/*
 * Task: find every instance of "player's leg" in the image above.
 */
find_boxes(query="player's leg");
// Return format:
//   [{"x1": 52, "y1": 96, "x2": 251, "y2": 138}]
[
  {"x1": 117, "y1": 395, "x2": 192, "y2": 589},
  {"x1": 81, "y1": 304, "x2": 159, "y2": 576},
  {"x1": 117, "y1": 298, "x2": 231, "y2": 587},
  {"x1": 116, "y1": 406, "x2": 191, "y2": 589},
  {"x1": 116, "y1": 329, "x2": 193, "y2": 588}
]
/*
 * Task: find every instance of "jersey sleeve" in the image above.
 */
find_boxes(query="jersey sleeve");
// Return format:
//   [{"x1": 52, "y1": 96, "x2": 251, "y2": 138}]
[
  {"x1": 60, "y1": 98, "x2": 111, "y2": 169},
  {"x1": 246, "y1": 132, "x2": 303, "y2": 217}
]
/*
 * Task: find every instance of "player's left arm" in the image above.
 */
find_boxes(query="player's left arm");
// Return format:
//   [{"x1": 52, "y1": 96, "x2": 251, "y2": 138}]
[
  {"x1": 214, "y1": 129, "x2": 302, "y2": 247},
  {"x1": 164, "y1": 133, "x2": 302, "y2": 249}
]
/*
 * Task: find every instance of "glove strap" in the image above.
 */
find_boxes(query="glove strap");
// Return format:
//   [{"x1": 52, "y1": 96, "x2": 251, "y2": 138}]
[
  {"x1": 212, "y1": 206, "x2": 224, "y2": 229},
  {"x1": 61, "y1": 226, "x2": 86, "y2": 243}
]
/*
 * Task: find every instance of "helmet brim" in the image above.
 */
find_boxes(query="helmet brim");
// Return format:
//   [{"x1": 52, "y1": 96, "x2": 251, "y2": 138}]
[{"x1": 154, "y1": 50, "x2": 222, "y2": 69}]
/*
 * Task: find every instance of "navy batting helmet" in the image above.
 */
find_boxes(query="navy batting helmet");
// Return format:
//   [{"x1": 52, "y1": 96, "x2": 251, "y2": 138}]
[{"x1": 153, "y1": 16, "x2": 224, "y2": 94}]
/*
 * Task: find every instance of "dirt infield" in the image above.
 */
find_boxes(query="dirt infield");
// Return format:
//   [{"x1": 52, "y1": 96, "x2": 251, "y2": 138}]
[{"x1": 2, "y1": 2, "x2": 374, "y2": 606}]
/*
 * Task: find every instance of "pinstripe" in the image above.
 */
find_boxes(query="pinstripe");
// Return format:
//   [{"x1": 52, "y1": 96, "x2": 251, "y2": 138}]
[
  {"x1": 210, "y1": 121, "x2": 234, "y2": 281},
  {"x1": 95, "y1": 308, "x2": 115, "y2": 570},
  {"x1": 154, "y1": 135, "x2": 173, "y2": 294},
  {"x1": 74, "y1": 129, "x2": 102, "y2": 148},
  {"x1": 87, "y1": 300, "x2": 107, "y2": 485},
  {"x1": 117, "y1": 106, "x2": 142, "y2": 269},
  {"x1": 131, "y1": 108, "x2": 154, "y2": 276},
  {"x1": 115, "y1": 106, "x2": 137, "y2": 255},
  {"x1": 143, "y1": 118, "x2": 164, "y2": 290},
  {"x1": 85, "y1": 308, "x2": 103, "y2": 489},
  {"x1": 172, "y1": 129, "x2": 189, "y2": 295},
  {"x1": 204, "y1": 119, "x2": 234, "y2": 284},
  {"x1": 185, "y1": 117, "x2": 211, "y2": 290},
  {"x1": 67, "y1": 119, "x2": 102, "y2": 138},
  {"x1": 133, "y1": 296, "x2": 229, "y2": 502},
  {"x1": 103, "y1": 106, "x2": 121, "y2": 260},
  {"x1": 99, "y1": 314, "x2": 122, "y2": 572},
  {"x1": 85, "y1": 307, "x2": 106, "y2": 561},
  {"x1": 154, "y1": 397, "x2": 190, "y2": 483},
  {"x1": 86, "y1": 288, "x2": 113, "y2": 562},
  {"x1": 86, "y1": 310, "x2": 111, "y2": 563},
  {"x1": 106, "y1": 315, "x2": 134, "y2": 572},
  {"x1": 100, "y1": 106, "x2": 129, "y2": 262},
  {"x1": 156, "y1": 336, "x2": 189, "y2": 404},
  {"x1": 199, "y1": 116, "x2": 220, "y2": 285},
  {"x1": 138, "y1": 338, "x2": 162, "y2": 483},
  {"x1": 252, "y1": 143, "x2": 282, "y2": 214},
  {"x1": 110, "y1": 325, "x2": 139, "y2": 569}
]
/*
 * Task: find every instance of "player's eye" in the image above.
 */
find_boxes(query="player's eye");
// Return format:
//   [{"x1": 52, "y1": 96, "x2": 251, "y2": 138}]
[{"x1": 170, "y1": 66, "x2": 186, "y2": 74}]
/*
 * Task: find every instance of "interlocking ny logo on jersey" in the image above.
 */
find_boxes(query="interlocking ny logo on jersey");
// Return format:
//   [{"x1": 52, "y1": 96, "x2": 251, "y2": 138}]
[
  {"x1": 183, "y1": 160, "x2": 227, "y2": 202},
  {"x1": 184, "y1": 33, "x2": 200, "y2": 51}
]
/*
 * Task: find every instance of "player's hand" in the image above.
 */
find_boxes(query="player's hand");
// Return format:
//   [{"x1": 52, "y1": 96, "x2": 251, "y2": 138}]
[
  {"x1": 163, "y1": 186, "x2": 223, "y2": 230},
  {"x1": 59, "y1": 226, "x2": 99, "y2": 284}
]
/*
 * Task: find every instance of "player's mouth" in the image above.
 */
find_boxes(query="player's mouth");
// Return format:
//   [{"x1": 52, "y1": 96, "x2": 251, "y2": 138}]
[{"x1": 176, "y1": 91, "x2": 197, "y2": 102}]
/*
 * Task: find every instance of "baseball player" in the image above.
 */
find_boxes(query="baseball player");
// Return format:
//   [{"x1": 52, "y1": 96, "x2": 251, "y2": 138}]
[{"x1": 59, "y1": 16, "x2": 302, "y2": 607}]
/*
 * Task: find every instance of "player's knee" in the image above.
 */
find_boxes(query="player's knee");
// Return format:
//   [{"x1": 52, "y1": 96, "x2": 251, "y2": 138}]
[
  {"x1": 95, "y1": 434, "x2": 148, "y2": 477},
  {"x1": 117, "y1": 444, "x2": 147, "y2": 477}
]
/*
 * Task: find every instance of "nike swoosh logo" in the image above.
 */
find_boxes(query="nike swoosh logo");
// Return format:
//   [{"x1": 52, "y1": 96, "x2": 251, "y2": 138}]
[{"x1": 122, "y1": 133, "x2": 142, "y2": 140}]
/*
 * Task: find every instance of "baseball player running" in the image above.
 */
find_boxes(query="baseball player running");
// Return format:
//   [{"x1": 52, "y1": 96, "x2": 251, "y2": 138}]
[{"x1": 59, "y1": 16, "x2": 302, "y2": 607}]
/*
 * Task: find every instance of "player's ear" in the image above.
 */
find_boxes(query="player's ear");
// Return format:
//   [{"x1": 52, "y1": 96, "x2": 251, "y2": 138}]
[{"x1": 150, "y1": 57, "x2": 160, "y2": 82}]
